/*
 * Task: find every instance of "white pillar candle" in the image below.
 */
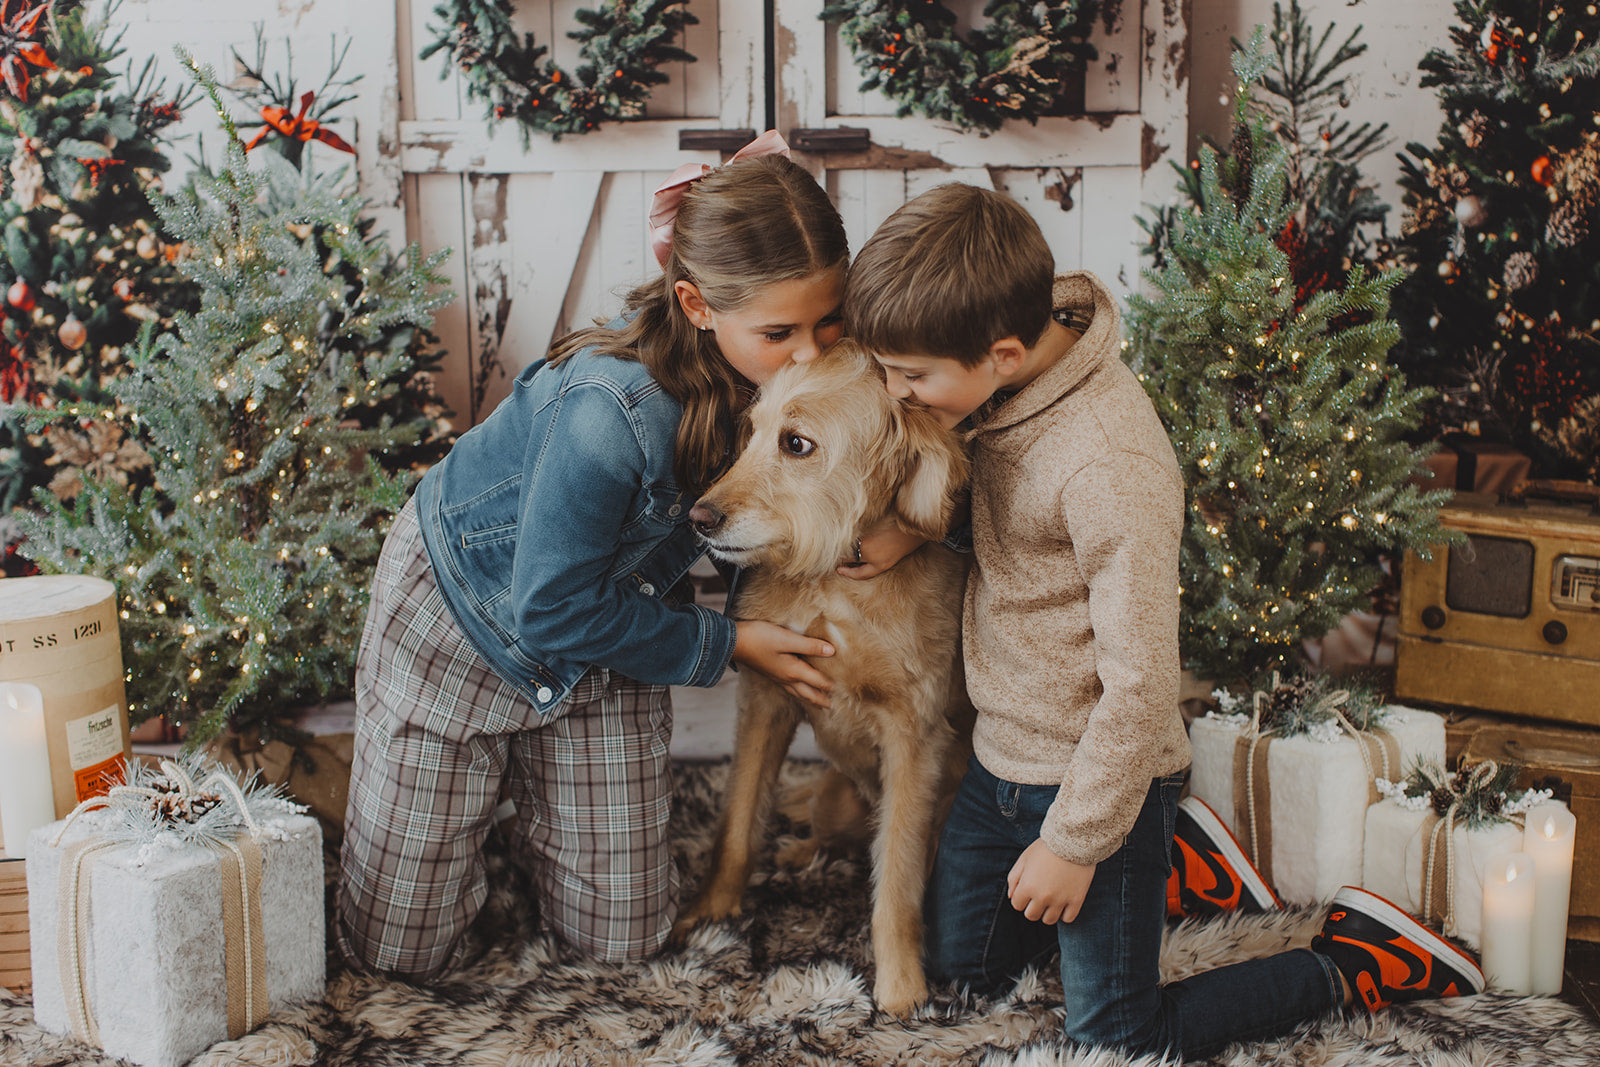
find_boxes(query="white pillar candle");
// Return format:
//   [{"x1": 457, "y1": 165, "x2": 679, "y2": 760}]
[
  {"x1": 1523, "y1": 802, "x2": 1576, "y2": 996},
  {"x1": 1480, "y1": 850, "x2": 1536, "y2": 995},
  {"x1": 0, "y1": 681, "x2": 55, "y2": 854}
]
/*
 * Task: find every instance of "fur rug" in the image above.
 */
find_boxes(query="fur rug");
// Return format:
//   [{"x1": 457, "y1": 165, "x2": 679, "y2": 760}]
[{"x1": 3, "y1": 759, "x2": 1597, "y2": 1067}]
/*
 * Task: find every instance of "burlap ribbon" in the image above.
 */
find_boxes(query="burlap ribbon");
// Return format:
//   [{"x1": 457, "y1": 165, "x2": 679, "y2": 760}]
[
  {"x1": 1417, "y1": 759, "x2": 1517, "y2": 938},
  {"x1": 49, "y1": 760, "x2": 270, "y2": 1045},
  {"x1": 1231, "y1": 680, "x2": 1402, "y2": 884}
]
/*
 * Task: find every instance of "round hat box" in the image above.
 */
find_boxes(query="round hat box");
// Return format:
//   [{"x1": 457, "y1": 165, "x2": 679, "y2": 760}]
[{"x1": 0, "y1": 575, "x2": 131, "y2": 849}]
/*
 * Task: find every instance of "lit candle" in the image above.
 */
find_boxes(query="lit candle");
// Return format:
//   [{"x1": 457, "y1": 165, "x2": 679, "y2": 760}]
[
  {"x1": 0, "y1": 681, "x2": 55, "y2": 855},
  {"x1": 1523, "y1": 802, "x2": 1576, "y2": 996},
  {"x1": 1480, "y1": 850, "x2": 1536, "y2": 994}
]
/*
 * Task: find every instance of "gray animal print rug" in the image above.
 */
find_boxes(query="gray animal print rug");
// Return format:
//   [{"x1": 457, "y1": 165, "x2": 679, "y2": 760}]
[{"x1": 3, "y1": 760, "x2": 1597, "y2": 1066}]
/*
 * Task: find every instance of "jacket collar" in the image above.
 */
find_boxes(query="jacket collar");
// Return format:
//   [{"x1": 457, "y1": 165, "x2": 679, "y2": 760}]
[{"x1": 969, "y1": 271, "x2": 1122, "y2": 437}]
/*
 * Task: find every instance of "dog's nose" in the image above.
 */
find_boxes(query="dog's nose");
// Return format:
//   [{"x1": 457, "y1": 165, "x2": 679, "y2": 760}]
[{"x1": 689, "y1": 502, "x2": 724, "y2": 534}]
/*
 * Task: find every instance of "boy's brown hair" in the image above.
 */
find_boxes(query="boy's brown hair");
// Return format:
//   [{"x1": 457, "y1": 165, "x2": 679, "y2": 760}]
[{"x1": 845, "y1": 183, "x2": 1054, "y2": 367}]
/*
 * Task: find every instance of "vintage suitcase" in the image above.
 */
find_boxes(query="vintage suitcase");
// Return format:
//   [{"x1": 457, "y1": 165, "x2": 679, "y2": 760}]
[
  {"x1": 1396, "y1": 482, "x2": 1600, "y2": 727},
  {"x1": 1462, "y1": 720, "x2": 1600, "y2": 942}
]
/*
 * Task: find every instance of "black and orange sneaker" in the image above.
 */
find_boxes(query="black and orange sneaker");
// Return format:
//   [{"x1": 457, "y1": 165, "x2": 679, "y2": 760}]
[
  {"x1": 1310, "y1": 886, "x2": 1485, "y2": 1012},
  {"x1": 1166, "y1": 796, "x2": 1280, "y2": 918}
]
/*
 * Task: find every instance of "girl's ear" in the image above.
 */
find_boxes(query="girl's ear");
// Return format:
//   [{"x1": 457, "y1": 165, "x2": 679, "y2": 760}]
[
  {"x1": 673, "y1": 280, "x2": 711, "y2": 329},
  {"x1": 889, "y1": 403, "x2": 970, "y2": 541}
]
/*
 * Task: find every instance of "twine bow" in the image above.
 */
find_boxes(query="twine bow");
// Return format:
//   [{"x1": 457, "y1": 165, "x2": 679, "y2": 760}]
[
  {"x1": 50, "y1": 760, "x2": 269, "y2": 1047},
  {"x1": 647, "y1": 129, "x2": 790, "y2": 266},
  {"x1": 1420, "y1": 759, "x2": 1509, "y2": 938}
]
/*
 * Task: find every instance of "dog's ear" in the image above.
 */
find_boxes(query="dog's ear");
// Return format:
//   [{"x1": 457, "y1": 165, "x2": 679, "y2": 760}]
[{"x1": 889, "y1": 404, "x2": 969, "y2": 541}]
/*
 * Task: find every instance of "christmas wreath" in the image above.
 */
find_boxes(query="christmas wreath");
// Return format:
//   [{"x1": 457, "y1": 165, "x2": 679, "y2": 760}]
[
  {"x1": 822, "y1": 0, "x2": 1102, "y2": 133},
  {"x1": 421, "y1": 0, "x2": 696, "y2": 139}
]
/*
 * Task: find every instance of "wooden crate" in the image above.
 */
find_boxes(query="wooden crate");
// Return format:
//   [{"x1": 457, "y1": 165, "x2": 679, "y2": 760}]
[
  {"x1": 1462, "y1": 720, "x2": 1600, "y2": 942},
  {"x1": 0, "y1": 853, "x2": 29, "y2": 994}
]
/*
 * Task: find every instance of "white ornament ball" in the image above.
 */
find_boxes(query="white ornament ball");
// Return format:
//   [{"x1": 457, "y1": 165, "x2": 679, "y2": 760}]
[{"x1": 1455, "y1": 195, "x2": 1489, "y2": 228}]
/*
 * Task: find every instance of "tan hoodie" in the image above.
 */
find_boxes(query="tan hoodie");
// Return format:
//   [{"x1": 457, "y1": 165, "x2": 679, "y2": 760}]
[{"x1": 965, "y1": 271, "x2": 1191, "y2": 866}]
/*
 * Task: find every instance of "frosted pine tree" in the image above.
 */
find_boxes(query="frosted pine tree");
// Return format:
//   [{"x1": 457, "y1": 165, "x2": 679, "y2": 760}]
[
  {"x1": 1124, "y1": 41, "x2": 1453, "y2": 686},
  {"x1": 14, "y1": 53, "x2": 451, "y2": 742}
]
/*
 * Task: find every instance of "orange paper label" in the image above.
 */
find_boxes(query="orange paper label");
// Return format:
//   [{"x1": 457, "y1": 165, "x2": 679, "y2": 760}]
[{"x1": 73, "y1": 755, "x2": 122, "y2": 802}]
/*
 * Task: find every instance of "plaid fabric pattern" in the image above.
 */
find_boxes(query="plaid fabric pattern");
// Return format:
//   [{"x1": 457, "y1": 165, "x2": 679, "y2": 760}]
[{"x1": 338, "y1": 498, "x2": 677, "y2": 980}]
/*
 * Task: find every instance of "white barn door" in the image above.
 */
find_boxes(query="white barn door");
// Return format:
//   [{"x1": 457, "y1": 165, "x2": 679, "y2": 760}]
[
  {"x1": 778, "y1": 0, "x2": 1188, "y2": 304},
  {"x1": 396, "y1": 0, "x2": 766, "y2": 425},
  {"x1": 394, "y1": 0, "x2": 1189, "y2": 428}
]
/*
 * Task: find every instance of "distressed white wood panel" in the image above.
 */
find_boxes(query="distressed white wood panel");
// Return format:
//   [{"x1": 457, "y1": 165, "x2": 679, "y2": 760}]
[
  {"x1": 411, "y1": 172, "x2": 474, "y2": 428},
  {"x1": 830, "y1": 169, "x2": 904, "y2": 261},
  {"x1": 557, "y1": 171, "x2": 658, "y2": 349},
  {"x1": 989, "y1": 168, "x2": 1087, "y2": 287},
  {"x1": 467, "y1": 171, "x2": 605, "y2": 416},
  {"x1": 1086, "y1": 0, "x2": 1142, "y2": 113},
  {"x1": 406, "y1": 0, "x2": 468, "y2": 122},
  {"x1": 679, "y1": 0, "x2": 722, "y2": 119},
  {"x1": 1077, "y1": 163, "x2": 1145, "y2": 299},
  {"x1": 905, "y1": 167, "x2": 992, "y2": 199}
]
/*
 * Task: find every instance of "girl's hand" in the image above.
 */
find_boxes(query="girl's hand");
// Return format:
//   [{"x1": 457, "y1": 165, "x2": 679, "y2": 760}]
[
  {"x1": 732, "y1": 620, "x2": 835, "y2": 707},
  {"x1": 837, "y1": 520, "x2": 927, "y2": 579},
  {"x1": 1007, "y1": 839, "x2": 1096, "y2": 925}
]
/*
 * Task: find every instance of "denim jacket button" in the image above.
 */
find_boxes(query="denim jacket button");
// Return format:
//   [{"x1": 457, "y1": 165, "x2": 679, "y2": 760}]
[
  {"x1": 668, "y1": 504, "x2": 682, "y2": 517},
  {"x1": 535, "y1": 686, "x2": 553, "y2": 703},
  {"x1": 639, "y1": 582, "x2": 656, "y2": 596}
]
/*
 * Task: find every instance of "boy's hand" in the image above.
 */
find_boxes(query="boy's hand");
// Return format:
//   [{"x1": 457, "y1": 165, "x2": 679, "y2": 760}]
[
  {"x1": 837, "y1": 520, "x2": 926, "y2": 579},
  {"x1": 732, "y1": 619, "x2": 835, "y2": 707},
  {"x1": 1007, "y1": 839, "x2": 1096, "y2": 925}
]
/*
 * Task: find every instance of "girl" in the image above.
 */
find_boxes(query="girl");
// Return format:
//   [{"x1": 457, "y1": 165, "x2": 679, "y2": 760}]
[{"x1": 339, "y1": 134, "x2": 847, "y2": 981}]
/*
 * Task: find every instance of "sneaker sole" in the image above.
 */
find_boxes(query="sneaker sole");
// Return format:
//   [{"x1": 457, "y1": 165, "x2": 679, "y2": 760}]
[
  {"x1": 1329, "y1": 886, "x2": 1485, "y2": 994},
  {"x1": 1178, "y1": 796, "x2": 1280, "y2": 910}
]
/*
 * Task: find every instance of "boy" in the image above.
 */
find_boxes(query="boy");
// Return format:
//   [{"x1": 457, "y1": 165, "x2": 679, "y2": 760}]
[{"x1": 844, "y1": 183, "x2": 1482, "y2": 1059}]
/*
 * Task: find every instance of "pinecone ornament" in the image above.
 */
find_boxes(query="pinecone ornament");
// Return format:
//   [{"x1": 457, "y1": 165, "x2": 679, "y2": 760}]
[
  {"x1": 1228, "y1": 119, "x2": 1254, "y2": 209},
  {"x1": 1459, "y1": 111, "x2": 1490, "y2": 149},
  {"x1": 1503, "y1": 250, "x2": 1538, "y2": 291},
  {"x1": 1546, "y1": 200, "x2": 1590, "y2": 247},
  {"x1": 1430, "y1": 785, "x2": 1455, "y2": 816}
]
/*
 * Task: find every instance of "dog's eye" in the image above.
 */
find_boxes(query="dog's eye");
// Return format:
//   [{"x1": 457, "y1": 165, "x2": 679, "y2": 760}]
[{"x1": 779, "y1": 432, "x2": 816, "y2": 457}]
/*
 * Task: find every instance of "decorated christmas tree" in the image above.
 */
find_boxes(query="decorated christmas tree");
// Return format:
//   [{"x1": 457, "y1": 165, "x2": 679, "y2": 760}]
[
  {"x1": 223, "y1": 29, "x2": 455, "y2": 474},
  {"x1": 1142, "y1": 1, "x2": 1394, "y2": 307},
  {"x1": 0, "y1": 0, "x2": 197, "y2": 510},
  {"x1": 1124, "y1": 39, "x2": 1454, "y2": 686},
  {"x1": 1392, "y1": 0, "x2": 1600, "y2": 481},
  {"x1": 13, "y1": 52, "x2": 452, "y2": 742}
]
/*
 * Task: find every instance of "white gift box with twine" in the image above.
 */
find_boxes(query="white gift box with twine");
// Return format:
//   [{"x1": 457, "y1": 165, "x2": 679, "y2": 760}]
[
  {"x1": 26, "y1": 757, "x2": 323, "y2": 1067},
  {"x1": 1362, "y1": 760, "x2": 1556, "y2": 951},
  {"x1": 1189, "y1": 697, "x2": 1445, "y2": 905}
]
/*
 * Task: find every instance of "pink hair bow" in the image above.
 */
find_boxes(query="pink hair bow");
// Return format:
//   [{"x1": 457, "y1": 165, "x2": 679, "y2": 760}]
[{"x1": 648, "y1": 129, "x2": 791, "y2": 267}]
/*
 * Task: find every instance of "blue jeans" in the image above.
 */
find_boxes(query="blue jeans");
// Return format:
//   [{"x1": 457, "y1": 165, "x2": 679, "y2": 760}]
[{"x1": 925, "y1": 757, "x2": 1343, "y2": 1059}]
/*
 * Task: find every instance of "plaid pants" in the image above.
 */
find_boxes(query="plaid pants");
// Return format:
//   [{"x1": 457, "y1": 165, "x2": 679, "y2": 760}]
[{"x1": 338, "y1": 498, "x2": 677, "y2": 981}]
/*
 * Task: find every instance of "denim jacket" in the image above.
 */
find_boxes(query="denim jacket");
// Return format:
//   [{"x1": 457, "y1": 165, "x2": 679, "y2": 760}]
[{"x1": 413, "y1": 340, "x2": 736, "y2": 720}]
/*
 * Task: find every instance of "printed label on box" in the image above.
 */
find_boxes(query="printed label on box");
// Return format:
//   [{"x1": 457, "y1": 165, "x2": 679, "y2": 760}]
[{"x1": 64, "y1": 704, "x2": 123, "y2": 801}]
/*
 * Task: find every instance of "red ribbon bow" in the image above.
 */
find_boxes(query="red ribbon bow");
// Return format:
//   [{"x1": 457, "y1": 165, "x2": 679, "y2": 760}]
[{"x1": 245, "y1": 90, "x2": 355, "y2": 154}]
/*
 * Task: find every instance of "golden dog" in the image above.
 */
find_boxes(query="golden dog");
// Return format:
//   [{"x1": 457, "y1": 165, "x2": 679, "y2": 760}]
[{"x1": 673, "y1": 340, "x2": 973, "y2": 1016}]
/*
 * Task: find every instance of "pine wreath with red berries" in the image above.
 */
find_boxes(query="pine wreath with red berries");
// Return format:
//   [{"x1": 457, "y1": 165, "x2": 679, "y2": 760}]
[
  {"x1": 822, "y1": 0, "x2": 1102, "y2": 133},
  {"x1": 420, "y1": 0, "x2": 696, "y2": 139}
]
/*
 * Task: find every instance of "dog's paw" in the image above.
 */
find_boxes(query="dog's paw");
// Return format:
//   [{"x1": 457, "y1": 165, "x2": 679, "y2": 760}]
[
  {"x1": 774, "y1": 835, "x2": 819, "y2": 870},
  {"x1": 873, "y1": 970, "x2": 928, "y2": 1019},
  {"x1": 668, "y1": 891, "x2": 743, "y2": 945}
]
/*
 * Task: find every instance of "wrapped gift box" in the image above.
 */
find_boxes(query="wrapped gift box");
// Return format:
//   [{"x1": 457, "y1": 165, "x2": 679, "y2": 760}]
[
  {"x1": 1361, "y1": 798, "x2": 1526, "y2": 949},
  {"x1": 1414, "y1": 432, "x2": 1532, "y2": 496},
  {"x1": 27, "y1": 811, "x2": 324, "y2": 1067},
  {"x1": 1189, "y1": 706, "x2": 1446, "y2": 904}
]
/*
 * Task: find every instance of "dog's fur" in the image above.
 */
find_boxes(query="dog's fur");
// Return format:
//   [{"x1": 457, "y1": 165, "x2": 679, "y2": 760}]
[{"x1": 672, "y1": 341, "x2": 974, "y2": 1016}]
